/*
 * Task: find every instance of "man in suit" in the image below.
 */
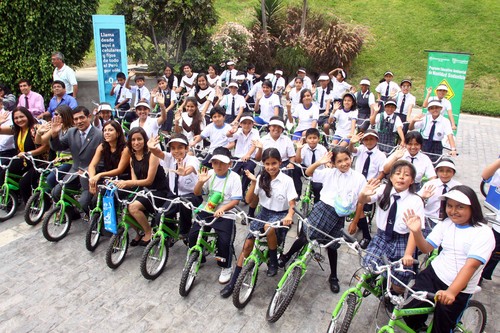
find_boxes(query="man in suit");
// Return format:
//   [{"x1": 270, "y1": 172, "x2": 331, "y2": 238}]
[{"x1": 50, "y1": 106, "x2": 102, "y2": 215}]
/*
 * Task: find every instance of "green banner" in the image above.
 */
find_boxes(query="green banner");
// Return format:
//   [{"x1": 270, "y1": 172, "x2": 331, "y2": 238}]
[{"x1": 424, "y1": 51, "x2": 471, "y2": 130}]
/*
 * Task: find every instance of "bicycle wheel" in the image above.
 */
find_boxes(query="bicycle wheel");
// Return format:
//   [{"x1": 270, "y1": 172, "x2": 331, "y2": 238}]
[
  {"x1": 479, "y1": 180, "x2": 489, "y2": 198},
  {"x1": 454, "y1": 299, "x2": 487, "y2": 333},
  {"x1": 233, "y1": 259, "x2": 258, "y2": 309},
  {"x1": 85, "y1": 212, "x2": 102, "y2": 252},
  {"x1": 266, "y1": 265, "x2": 302, "y2": 323},
  {"x1": 140, "y1": 237, "x2": 169, "y2": 280},
  {"x1": 24, "y1": 192, "x2": 47, "y2": 225},
  {"x1": 42, "y1": 206, "x2": 71, "y2": 242},
  {"x1": 327, "y1": 292, "x2": 357, "y2": 333},
  {"x1": 0, "y1": 191, "x2": 18, "y2": 222},
  {"x1": 105, "y1": 227, "x2": 128, "y2": 269},
  {"x1": 179, "y1": 251, "x2": 199, "y2": 297}
]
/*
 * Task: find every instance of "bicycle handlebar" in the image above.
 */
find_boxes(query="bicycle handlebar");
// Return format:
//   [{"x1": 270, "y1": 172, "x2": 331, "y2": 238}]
[
  {"x1": 0, "y1": 156, "x2": 20, "y2": 169},
  {"x1": 246, "y1": 218, "x2": 290, "y2": 238}
]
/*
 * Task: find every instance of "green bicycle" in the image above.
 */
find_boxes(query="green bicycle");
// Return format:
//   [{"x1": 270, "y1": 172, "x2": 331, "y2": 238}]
[
  {"x1": 41, "y1": 169, "x2": 83, "y2": 242},
  {"x1": 140, "y1": 194, "x2": 186, "y2": 280},
  {"x1": 179, "y1": 206, "x2": 247, "y2": 297},
  {"x1": 0, "y1": 156, "x2": 22, "y2": 222},
  {"x1": 23, "y1": 155, "x2": 54, "y2": 226},
  {"x1": 266, "y1": 209, "x2": 346, "y2": 323},
  {"x1": 232, "y1": 218, "x2": 289, "y2": 309},
  {"x1": 85, "y1": 180, "x2": 115, "y2": 252}
]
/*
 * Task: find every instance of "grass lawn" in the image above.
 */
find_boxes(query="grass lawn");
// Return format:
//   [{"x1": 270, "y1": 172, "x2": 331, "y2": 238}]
[{"x1": 92, "y1": 0, "x2": 499, "y2": 115}]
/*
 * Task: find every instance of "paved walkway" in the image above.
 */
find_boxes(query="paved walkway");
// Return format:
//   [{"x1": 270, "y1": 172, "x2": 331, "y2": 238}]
[{"x1": 0, "y1": 113, "x2": 498, "y2": 333}]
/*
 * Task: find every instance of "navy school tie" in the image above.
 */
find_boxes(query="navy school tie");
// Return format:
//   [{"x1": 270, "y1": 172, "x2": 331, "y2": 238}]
[{"x1": 385, "y1": 194, "x2": 400, "y2": 240}]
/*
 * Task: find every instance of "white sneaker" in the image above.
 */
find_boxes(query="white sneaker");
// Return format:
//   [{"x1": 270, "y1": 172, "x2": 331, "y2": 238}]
[{"x1": 219, "y1": 267, "x2": 232, "y2": 284}]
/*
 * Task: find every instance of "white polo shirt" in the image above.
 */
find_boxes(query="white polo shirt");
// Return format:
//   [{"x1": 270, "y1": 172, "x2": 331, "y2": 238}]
[
  {"x1": 53, "y1": 64, "x2": 77, "y2": 94},
  {"x1": 353, "y1": 145, "x2": 386, "y2": 180},
  {"x1": 385, "y1": 150, "x2": 436, "y2": 184},
  {"x1": 130, "y1": 116, "x2": 159, "y2": 139},
  {"x1": 293, "y1": 103, "x2": 320, "y2": 132},
  {"x1": 200, "y1": 122, "x2": 232, "y2": 153},
  {"x1": 418, "y1": 178, "x2": 461, "y2": 222},
  {"x1": 229, "y1": 128, "x2": 259, "y2": 158},
  {"x1": 331, "y1": 78, "x2": 352, "y2": 100},
  {"x1": 288, "y1": 88, "x2": 304, "y2": 113},
  {"x1": 202, "y1": 170, "x2": 243, "y2": 209},
  {"x1": 254, "y1": 171, "x2": 297, "y2": 212},
  {"x1": 369, "y1": 186, "x2": 425, "y2": 234},
  {"x1": 300, "y1": 143, "x2": 328, "y2": 168},
  {"x1": 413, "y1": 114, "x2": 453, "y2": 141},
  {"x1": 259, "y1": 134, "x2": 296, "y2": 162},
  {"x1": 162, "y1": 153, "x2": 199, "y2": 195},
  {"x1": 180, "y1": 73, "x2": 198, "y2": 93},
  {"x1": 332, "y1": 109, "x2": 358, "y2": 138},
  {"x1": 258, "y1": 93, "x2": 281, "y2": 123},
  {"x1": 427, "y1": 219, "x2": 495, "y2": 293},
  {"x1": 288, "y1": 76, "x2": 312, "y2": 90}
]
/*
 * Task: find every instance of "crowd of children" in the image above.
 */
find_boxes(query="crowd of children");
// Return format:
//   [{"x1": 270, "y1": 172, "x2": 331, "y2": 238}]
[{"x1": 0, "y1": 61, "x2": 497, "y2": 332}]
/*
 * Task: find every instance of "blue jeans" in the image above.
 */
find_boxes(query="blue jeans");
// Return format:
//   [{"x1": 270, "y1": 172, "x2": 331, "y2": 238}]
[{"x1": 46, "y1": 163, "x2": 73, "y2": 189}]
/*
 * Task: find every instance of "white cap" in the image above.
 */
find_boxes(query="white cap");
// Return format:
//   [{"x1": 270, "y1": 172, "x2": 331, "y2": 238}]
[
  {"x1": 359, "y1": 79, "x2": 371, "y2": 86},
  {"x1": 384, "y1": 71, "x2": 394, "y2": 76},
  {"x1": 338, "y1": 70, "x2": 346, "y2": 79},
  {"x1": 439, "y1": 189, "x2": 471, "y2": 205},
  {"x1": 240, "y1": 115, "x2": 254, "y2": 123},
  {"x1": 265, "y1": 73, "x2": 274, "y2": 80},
  {"x1": 435, "y1": 160, "x2": 457, "y2": 172},
  {"x1": 98, "y1": 104, "x2": 113, "y2": 112},
  {"x1": 209, "y1": 154, "x2": 231, "y2": 164},
  {"x1": 235, "y1": 75, "x2": 245, "y2": 81},
  {"x1": 318, "y1": 75, "x2": 329, "y2": 81},
  {"x1": 268, "y1": 118, "x2": 285, "y2": 129},
  {"x1": 274, "y1": 70, "x2": 283, "y2": 75},
  {"x1": 228, "y1": 82, "x2": 238, "y2": 88},
  {"x1": 385, "y1": 100, "x2": 397, "y2": 107},
  {"x1": 428, "y1": 100, "x2": 443, "y2": 108},
  {"x1": 362, "y1": 131, "x2": 379, "y2": 139},
  {"x1": 135, "y1": 102, "x2": 151, "y2": 109},
  {"x1": 297, "y1": 68, "x2": 306, "y2": 74},
  {"x1": 167, "y1": 137, "x2": 189, "y2": 147},
  {"x1": 227, "y1": 61, "x2": 235, "y2": 66},
  {"x1": 436, "y1": 84, "x2": 448, "y2": 91}
]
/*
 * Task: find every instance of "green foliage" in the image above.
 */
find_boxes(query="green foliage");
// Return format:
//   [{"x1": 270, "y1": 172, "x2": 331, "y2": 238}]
[
  {"x1": 275, "y1": 45, "x2": 311, "y2": 76},
  {"x1": 254, "y1": 0, "x2": 285, "y2": 35},
  {"x1": 0, "y1": 0, "x2": 99, "y2": 99},
  {"x1": 114, "y1": 0, "x2": 218, "y2": 74},
  {"x1": 211, "y1": 23, "x2": 253, "y2": 64}
]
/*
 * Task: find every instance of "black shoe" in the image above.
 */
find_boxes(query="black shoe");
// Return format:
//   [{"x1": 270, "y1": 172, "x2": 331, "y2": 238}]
[
  {"x1": 278, "y1": 254, "x2": 290, "y2": 268},
  {"x1": 359, "y1": 238, "x2": 371, "y2": 250},
  {"x1": 267, "y1": 263, "x2": 278, "y2": 277},
  {"x1": 329, "y1": 276, "x2": 340, "y2": 294},
  {"x1": 130, "y1": 237, "x2": 142, "y2": 247},
  {"x1": 220, "y1": 283, "x2": 234, "y2": 298}
]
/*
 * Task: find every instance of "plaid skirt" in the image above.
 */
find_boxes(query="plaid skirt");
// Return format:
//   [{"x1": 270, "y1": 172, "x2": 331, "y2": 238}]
[
  {"x1": 422, "y1": 140, "x2": 443, "y2": 162},
  {"x1": 304, "y1": 201, "x2": 344, "y2": 249},
  {"x1": 248, "y1": 207, "x2": 289, "y2": 245},
  {"x1": 362, "y1": 229, "x2": 414, "y2": 286}
]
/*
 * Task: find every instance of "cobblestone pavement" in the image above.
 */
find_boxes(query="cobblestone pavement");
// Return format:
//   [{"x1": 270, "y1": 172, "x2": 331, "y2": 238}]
[{"x1": 0, "y1": 113, "x2": 498, "y2": 333}]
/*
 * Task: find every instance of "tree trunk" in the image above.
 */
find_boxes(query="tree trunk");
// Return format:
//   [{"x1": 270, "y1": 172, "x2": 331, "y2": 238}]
[
  {"x1": 261, "y1": 0, "x2": 268, "y2": 46},
  {"x1": 300, "y1": 0, "x2": 307, "y2": 37}
]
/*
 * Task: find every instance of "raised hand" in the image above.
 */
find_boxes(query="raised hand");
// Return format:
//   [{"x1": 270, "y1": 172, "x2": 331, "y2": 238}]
[
  {"x1": 244, "y1": 169, "x2": 257, "y2": 182},
  {"x1": 197, "y1": 167, "x2": 210, "y2": 183},
  {"x1": 318, "y1": 151, "x2": 333, "y2": 165},
  {"x1": 295, "y1": 137, "x2": 305, "y2": 150},
  {"x1": 393, "y1": 146, "x2": 407, "y2": 159},
  {"x1": 420, "y1": 184, "x2": 436, "y2": 200},
  {"x1": 333, "y1": 101, "x2": 341, "y2": 111},
  {"x1": 175, "y1": 160, "x2": 186, "y2": 176},
  {"x1": 156, "y1": 92, "x2": 165, "y2": 105},
  {"x1": 350, "y1": 132, "x2": 363, "y2": 145},
  {"x1": 51, "y1": 115, "x2": 62, "y2": 134},
  {"x1": 361, "y1": 178, "x2": 381, "y2": 198},
  {"x1": 251, "y1": 139, "x2": 263, "y2": 149},
  {"x1": 147, "y1": 135, "x2": 160, "y2": 150},
  {"x1": 0, "y1": 110, "x2": 10, "y2": 125},
  {"x1": 426, "y1": 87, "x2": 433, "y2": 94},
  {"x1": 403, "y1": 209, "x2": 422, "y2": 234}
]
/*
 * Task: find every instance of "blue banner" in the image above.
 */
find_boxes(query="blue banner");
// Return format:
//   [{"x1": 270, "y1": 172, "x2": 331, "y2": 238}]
[{"x1": 92, "y1": 15, "x2": 128, "y2": 105}]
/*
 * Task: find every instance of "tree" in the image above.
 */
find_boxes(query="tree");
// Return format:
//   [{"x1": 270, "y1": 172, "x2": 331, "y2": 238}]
[
  {"x1": 114, "y1": 0, "x2": 218, "y2": 72},
  {"x1": 0, "y1": 0, "x2": 99, "y2": 99},
  {"x1": 300, "y1": 0, "x2": 307, "y2": 37}
]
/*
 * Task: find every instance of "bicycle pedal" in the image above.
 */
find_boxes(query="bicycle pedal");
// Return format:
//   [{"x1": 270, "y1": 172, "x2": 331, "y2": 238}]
[
  {"x1": 313, "y1": 253, "x2": 324, "y2": 263},
  {"x1": 214, "y1": 256, "x2": 226, "y2": 263}
]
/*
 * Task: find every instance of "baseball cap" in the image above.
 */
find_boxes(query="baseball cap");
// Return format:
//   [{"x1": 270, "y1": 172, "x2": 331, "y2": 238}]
[
  {"x1": 428, "y1": 100, "x2": 443, "y2": 108},
  {"x1": 435, "y1": 159, "x2": 457, "y2": 172},
  {"x1": 167, "y1": 137, "x2": 189, "y2": 147},
  {"x1": 135, "y1": 102, "x2": 150, "y2": 109},
  {"x1": 436, "y1": 84, "x2": 448, "y2": 91},
  {"x1": 439, "y1": 189, "x2": 470, "y2": 205},
  {"x1": 228, "y1": 82, "x2": 238, "y2": 88},
  {"x1": 268, "y1": 118, "x2": 285, "y2": 129},
  {"x1": 362, "y1": 129, "x2": 379, "y2": 140},
  {"x1": 385, "y1": 99, "x2": 397, "y2": 107},
  {"x1": 359, "y1": 79, "x2": 371, "y2": 86},
  {"x1": 209, "y1": 147, "x2": 232, "y2": 164}
]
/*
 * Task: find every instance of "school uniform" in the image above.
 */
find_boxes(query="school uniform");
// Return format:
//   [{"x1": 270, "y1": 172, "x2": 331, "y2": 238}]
[
  {"x1": 271, "y1": 76, "x2": 285, "y2": 94},
  {"x1": 178, "y1": 112, "x2": 205, "y2": 144},
  {"x1": 301, "y1": 143, "x2": 328, "y2": 202},
  {"x1": 188, "y1": 170, "x2": 243, "y2": 268},
  {"x1": 427, "y1": 96, "x2": 452, "y2": 118},
  {"x1": 375, "y1": 81, "x2": 400, "y2": 102},
  {"x1": 353, "y1": 145, "x2": 386, "y2": 180},
  {"x1": 229, "y1": 128, "x2": 259, "y2": 194},
  {"x1": 373, "y1": 111, "x2": 403, "y2": 152},
  {"x1": 130, "y1": 117, "x2": 160, "y2": 139},
  {"x1": 113, "y1": 84, "x2": 132, "y2": 110},
  {"x1": 246, "y1": 81, "x2": 262, "y2": 100},
  {"x1": 130, "y1": 85, "x2": 151, "y2": 106},
  {"x1": 314, "y1": 86, "x2": 334, "y2": 125},
  {"x1": 287, "y1": 76, "x2": 312, "y2": 90},
  {"x1": 288, "y1": 88, "x2": 304, "y2": 114},
  {"x1": 418, "y1": 178, "x2": 461, "y2": 234},
  {"x1": 179, "y1": 73, "x2": 198, "y2": 93},
  {"x1": 153, "y1": 89, "x2": 178, "y2": 132},
  {"x1": 355, "y1": 90, "x2": 376, "y2": 120},
  {"x1": 332, "y1": 109, "x2": 358, "y2": 141},
  {"x1": 221, "y1": 69, "x2": 238, "y2": 85},
  {"x1": 255, "y1": 93, "x2": 281, "y2": 125},
  {"x1": 237, "y1": 81, "x2": 249, "y2": 99},
  {"x1": 246, "y1": 73, "x2": 257, "y2": 93},
  {"x1": 250, "y1": 172, "x2": 297, "y2": 244},
  {"x1": 207, "y1": 75, "x2": 222, "y2": 89},
  {"x1": 189, "y1": 87, "x2": 216, "y2": 119},
  {"x1": 413, "y1": 114, "x2": 453, "y2": 161},
  {"x1": 395, "y1": 91, "x2": 416, "y2": 122},
  {"x1": 158, "y1": 153, "x2": 202, "y2": 235},
  {"x1": 163, "y1": 75, "x2": 179, "y2": 90},
  {"x1": 362, "y1": 186, "x2": 425, "y2": 285},
  {"x1": 389, "y1": 150, "x2": 436, "y2": 187},
  {"x1": 221, "y1": 93, "x2": 246, "y2": 124},
  {"x1": 331, "y1": 78, "x2": 352, "y2": 101},
  {"x1": 404, "y1": 219, "x2": 495, "y2": 332},
  {"x1": 200, "y1": 122, "x2": 232, "y2": 166},
  {"x1": 482, "y1": 169, "x2": 500, "y2": 280},
  {"x1": 292, "y1": 103, "x2": 320, "y2": 140}
]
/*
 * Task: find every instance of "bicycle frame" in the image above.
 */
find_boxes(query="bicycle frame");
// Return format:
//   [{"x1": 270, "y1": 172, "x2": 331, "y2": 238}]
[
  {"x1": 1, "y1": 167, "x2": 21, "y2": 200},
  {"x1": 377, "y1": 305, "x2": 435, "y2": 333},
  {"x1": 52, "y1": 183, "x2": 81, "y2": 221},
  {"x1": 276, "y1": 242, "x2": 315, "y2": 288},
  {"x1": 187, "y1": 227, "x2": 218, "y2": 264}
]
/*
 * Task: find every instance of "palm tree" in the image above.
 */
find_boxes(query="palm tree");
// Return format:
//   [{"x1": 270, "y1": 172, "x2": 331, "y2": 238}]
[{"x1": 300, "y1": 0, "x2": 307, "y2": 37}]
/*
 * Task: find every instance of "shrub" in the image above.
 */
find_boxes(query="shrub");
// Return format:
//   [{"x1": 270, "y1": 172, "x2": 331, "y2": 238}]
[{"x1": 211, "y1": 22, "x2": 253, "y2": 64}]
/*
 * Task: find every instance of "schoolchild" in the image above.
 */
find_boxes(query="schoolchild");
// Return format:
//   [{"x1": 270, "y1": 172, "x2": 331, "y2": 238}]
[
  {"x1": 110, "y1": 72, "x2": 132, "y2": 120},
  {"x1": 355, "y1": 78, "x2": 376, "y2": 130},
  {"x1": 410, "y1": 100, "x2": 457, "y2": 162},
  {"x1": 329, "y1": 92, "x2": 358, "y2": 147},
  {"x1": 402, "y1": 185, "x2": 495, "y2": 332},
  {"x1": 220, "y1": 82, "x2": 245, "y2": 124},
  {"x1": 291, "y1": 88, "x2": 319, "y2": 141},
  {"x1": 207, "y1": 64, "x2": 222, "y2": 92},
  {"x1": 226, "y1": 113, "x2": 259, "y2": 200},
  {"x1": 279, "y1": 146, "x2": 367, "y2": 293},
  {"x1": 174, "y1": 96, "x2": 204, "y2": 145},
  {"x1": 176, "y1": 63, "x2": 198, "y2": 96},
  {"x1": 254, "y1": 80, "x2": 281, "y2": 126},
  {"x1": 245, "y1": 72, "x2": 267, "y2": 104},
  {"x1": 151, "y1": 76, "x2": 177, "y2": 133},
  {"x1": 358, "y1": 160, "x2": 425, "y2": 291},
  {"x1": 187, "y1": 73, "x2": 216, "y2": 122},
  {"x1": 395, "y1": 79, "x2": 416, "y2": 123},
  {"x1": 220, "y1": 61, "x2": 238, "y2": 87},
  {"x1": 423, "y1": 84, "x2": 456, "y2": 130},
  {"x1": 375, "y1": 71, "x2": 400, "y2": 105},
  {"x1": 189, "y1": 147, "x2": 243, "y2": 284},
  {"x1": 220, "y1": 148, "x2": 297, "y2": 297},
  {"x1": 148, "y1": 133, "x2": 202, "y2": 238},
  {"x1": 129, "y1": 98, "x2": 167, "y2": 139},
  {"x1": 328, "y1": 68, "x2": 353, "y2": 102},
  {"x1": 418, "y1": 158, "x2": 461, "y2": 236},
  {"x1": 189, "y1": 106, "x2": 232, "y2": 167},
  {"x1": 294, "y1": 128, "x2": 327, "y2": 203},
  {"x1": 370, "y1": 99, "x2": 405, "y2": 153},
  {"x1": 348, "y1": 130, "x2": 387, "y2": 248},
  {"x1": 383, "y1": 131, "x2": 436, "y2": 191},
  {"x1": 287, "y1": 68, "x2": 312, "y2": 90},
  {"x1": 126, "y1": 70, "x2": 151, "y2": 106},
  {"x1": 163, "y1": 64, "x2": 179, "y2": 91},
  {"x1": 314, "y1": 74, "x2": 334, "y2": 135},
  {"x1": 92, "y1": 102, "x2": 114, "y2": 130},
  {"x1": 272, "y1": 70, "x2": 286, "y2": 96},
  {"x1": 236, "y1": 73, "x2": 249, "y2": 99},
  {"x1": 286, "y1": 77, "x2": 304, "y2": 117}
]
